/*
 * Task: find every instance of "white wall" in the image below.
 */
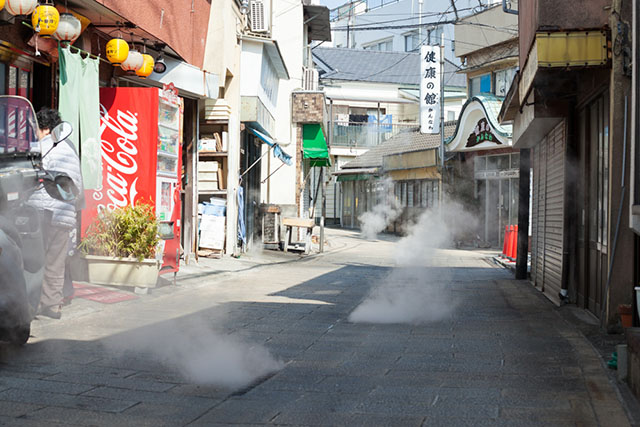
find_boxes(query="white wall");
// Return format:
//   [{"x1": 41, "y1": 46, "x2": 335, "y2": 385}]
[{"x1": 259, "y1": 0, "x2": 305, "y2": 207}]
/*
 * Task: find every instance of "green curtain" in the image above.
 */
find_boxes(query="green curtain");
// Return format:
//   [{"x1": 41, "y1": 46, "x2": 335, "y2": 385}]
[{"x1": 58, "y1": 46, "x2": 101, "y2": 190}]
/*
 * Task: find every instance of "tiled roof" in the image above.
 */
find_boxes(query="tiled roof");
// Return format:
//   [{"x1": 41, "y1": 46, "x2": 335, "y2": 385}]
[
  {"x1": 312, "y1": 47, "x2": 466, "y2": 88},
  {"x1": 342, "y1": 122, "x2": 457, "y2": 169}
]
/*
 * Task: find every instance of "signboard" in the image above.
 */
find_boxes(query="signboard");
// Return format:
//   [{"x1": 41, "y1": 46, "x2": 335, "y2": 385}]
[
  {"x1": 420, "y1": 45, "x2": 440, "y2": 134},
  {"x1": 466, "y1": 118, "x2": 502, "y2": 148}
]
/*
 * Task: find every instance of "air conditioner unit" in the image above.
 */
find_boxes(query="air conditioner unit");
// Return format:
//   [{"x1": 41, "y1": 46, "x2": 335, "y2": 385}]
[
  {"x1": 249, "y1": 0, "x2": 269, "y2": 33},
  {"x1": 303, "y1": 67, "x2": 319, "y2": 91}
]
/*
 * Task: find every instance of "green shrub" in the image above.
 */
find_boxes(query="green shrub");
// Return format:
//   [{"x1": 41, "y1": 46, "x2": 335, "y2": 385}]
[{"x1": 79, "y1": 203, "x2": 160, "y2": 261}]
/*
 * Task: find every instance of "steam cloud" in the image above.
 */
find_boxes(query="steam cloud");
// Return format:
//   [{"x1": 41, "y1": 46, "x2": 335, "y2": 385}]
[
  {"x1": 103, "y1": 318, "x2": 283, "y2": 388},
  {"x1": 358, "y1": 177, "x2": 402, "y2": 240},
  {"x1": 350, "y1": 199, "x2": 478, "y2": 324}
]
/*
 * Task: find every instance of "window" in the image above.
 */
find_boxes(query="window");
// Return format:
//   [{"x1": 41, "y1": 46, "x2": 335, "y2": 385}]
[
  {"x1": 469, "y1": 73, "x2": 491, "y2": 96},
  {"x1": 495, "y1": 68, "x2": 517, "y2": 97},
  {"x1": 427, "y1": 26, "x2": 443, "y2": 46},
  {"x1": 447, "y1": 111, "x2": 456, "y2": 121},
  {"x1": 404, "y1": 31, "x2": 420, "y2": 52},
  {"x1": 364, "y1": 38, "x2": 393, "y2": 51}
]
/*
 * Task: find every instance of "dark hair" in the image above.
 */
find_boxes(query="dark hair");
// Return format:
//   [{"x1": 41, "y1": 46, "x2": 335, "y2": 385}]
[{"x1": 36, "y1": 108, "x2": 61, "y2": 131}]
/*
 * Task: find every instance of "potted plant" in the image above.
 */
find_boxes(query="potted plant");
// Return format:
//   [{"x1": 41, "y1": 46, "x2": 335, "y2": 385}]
[{"x1": 78, "y1": 203, "x2": 162, "y2": 289}]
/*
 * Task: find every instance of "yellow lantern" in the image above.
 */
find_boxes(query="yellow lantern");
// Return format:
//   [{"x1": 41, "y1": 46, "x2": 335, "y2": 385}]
[
  {"x1": 120, "y1": 50, "x2": 144, "y2": 73},
  {"x1": 31, "y1": 3, "x2": 60, "y2": 38},
  {"x1": 106, "y1": 38, "x2": 129, "y2": 66},
  {"x1": 135, "y1": 54, "x2": 154, "y2": 79},
  {"x1": 5, "y1": 0, "x2": 36, "y2": 15},
  {"x1": 0, "y1": 0, "x2": 5, "y2": 12}
]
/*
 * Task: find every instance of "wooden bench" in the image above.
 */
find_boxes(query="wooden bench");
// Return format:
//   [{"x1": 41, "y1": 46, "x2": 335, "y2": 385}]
[{"x1": 282, "y1": 217, "x2": 315, "y2": 254}]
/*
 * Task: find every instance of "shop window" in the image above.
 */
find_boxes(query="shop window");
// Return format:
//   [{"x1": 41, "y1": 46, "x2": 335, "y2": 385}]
[
  {"x1": 8, "y1": 66, "x2": 16, "y2": 96},
  {"x1": 407, "y1": 182, "x2": 414, "y2": 207},
  {"x1": 421, "y1": 181, "x2": 428, "y2": 207},
  {"x1": 510, "y1": 153, "x2": 520, "y2": 169}
]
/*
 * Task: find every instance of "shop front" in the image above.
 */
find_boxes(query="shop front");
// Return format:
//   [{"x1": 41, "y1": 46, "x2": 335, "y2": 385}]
[{"x1": 447, "y1": 95, "x2": 517, "y2": 248}]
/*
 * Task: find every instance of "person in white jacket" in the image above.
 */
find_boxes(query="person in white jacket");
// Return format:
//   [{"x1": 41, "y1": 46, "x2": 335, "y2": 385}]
[{"x1": 29, "y1": 108, "x2": 83, "y2": 319}]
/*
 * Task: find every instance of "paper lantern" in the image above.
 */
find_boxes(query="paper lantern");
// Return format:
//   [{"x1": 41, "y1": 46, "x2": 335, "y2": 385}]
[
  {"x1": 32, "y1": 3, "x2": 60, "y2": 38},
  {"x1": 120, "y1": 50, "x2": 144, "y2": 73},
  {"x1": 5, "y1": 0, "x2": 36, "y2": 15},
  {"x1": 135, "y1": 54, "x2": 154, "y2": 79},
  {"x1": 106, "y1": 38, "x2": 129, "y2": 65},
  {"x1": 53, "y1": 12, "x2": 81, "y2": 43},
  {"x1": 0, "y1": 0, "x2": 5, "y2": 12}
]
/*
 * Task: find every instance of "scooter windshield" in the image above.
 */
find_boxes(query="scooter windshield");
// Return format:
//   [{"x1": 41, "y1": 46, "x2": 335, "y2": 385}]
[{"x1": 0, "y1": 96, "x2": 39, "y2": 155}]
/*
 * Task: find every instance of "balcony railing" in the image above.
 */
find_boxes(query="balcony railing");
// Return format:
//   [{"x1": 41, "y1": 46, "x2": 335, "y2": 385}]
[{"x1": 330, "y1": 122, "x2": 418, "y2": 149}]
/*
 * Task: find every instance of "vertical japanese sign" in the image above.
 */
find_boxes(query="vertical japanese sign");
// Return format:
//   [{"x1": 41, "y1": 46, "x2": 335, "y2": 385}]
[{"x1": 420, "y1": 45, "x2": 441, "y2": 134}]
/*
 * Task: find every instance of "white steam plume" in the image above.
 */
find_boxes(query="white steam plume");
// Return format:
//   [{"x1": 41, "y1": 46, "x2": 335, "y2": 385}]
[
  {"x1": 102, "y1": 318, "x2": 283, "y2": 388},
  {"x1": 350, "y1": 199, "x2": 478, "y2": 324},
  {"x1": 358, "y1": 177, "x2": 402, "y2": 240}
]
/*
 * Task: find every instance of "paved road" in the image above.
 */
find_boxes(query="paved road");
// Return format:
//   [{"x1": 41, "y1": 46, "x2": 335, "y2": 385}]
[{"x1": 0, "y1": 228, "x2": 634, "y2": 426}]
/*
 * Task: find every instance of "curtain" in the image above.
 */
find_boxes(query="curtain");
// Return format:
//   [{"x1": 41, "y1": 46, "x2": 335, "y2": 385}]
[{"x1": 58, "y1": 46, "x2": 101, "y2": 190}]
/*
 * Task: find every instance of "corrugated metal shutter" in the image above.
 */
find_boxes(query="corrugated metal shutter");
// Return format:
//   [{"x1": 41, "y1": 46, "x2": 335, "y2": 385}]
[{"x1": 531, "y1": 121, "x2": 566, "y2": 305}]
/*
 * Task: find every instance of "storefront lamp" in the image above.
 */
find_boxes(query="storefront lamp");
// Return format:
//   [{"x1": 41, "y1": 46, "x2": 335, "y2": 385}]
[
  {"x1": 0, "y1": 0, "x2": 5, "y2": 12},
  {"x1": 53, "y1": 12, "x2": 81, "y2": 43},
  {"x1": 32, "y1": 2, "x2": 59, "y2": 38},
  {"x1": 120, "y1": 50, "x2": 144, "y2": 73},
  {"x1": 106, "y1": 38, "x2": 129, "y2": 65},
  {"x1": 135, "y1": 53, "x2": 154, "y2": 79},
  {"x1": 5, "y1": 0, "x2": 36, "y2": 15}
]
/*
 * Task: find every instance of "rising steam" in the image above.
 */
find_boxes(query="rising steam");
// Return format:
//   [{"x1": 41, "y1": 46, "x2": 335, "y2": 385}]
[
  {"x1": 358, "y1": 177, "x2": 402, "y2": 240},
  {"x1": 350, "y1": 199, "x2": 478, "y2": 324},
  {"x1": 102, "y1": 317, "x2": 283, "y2": 388}
]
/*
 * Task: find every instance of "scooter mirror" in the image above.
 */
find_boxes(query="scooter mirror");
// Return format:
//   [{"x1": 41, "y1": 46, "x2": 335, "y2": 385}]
[{"x1": 51, "y1": 121, "x2": 73, "y2": 145}]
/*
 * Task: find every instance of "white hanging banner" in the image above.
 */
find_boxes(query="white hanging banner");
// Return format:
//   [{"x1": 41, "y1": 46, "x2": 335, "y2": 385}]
[{"x1": 419, "y1": 45, "x2": 441, "y2": 134}]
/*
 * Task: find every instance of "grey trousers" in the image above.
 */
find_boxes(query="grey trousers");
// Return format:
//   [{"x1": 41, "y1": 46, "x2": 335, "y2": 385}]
[{"x1": 40, "y1": 224, "x2": 70, "y2": 309}]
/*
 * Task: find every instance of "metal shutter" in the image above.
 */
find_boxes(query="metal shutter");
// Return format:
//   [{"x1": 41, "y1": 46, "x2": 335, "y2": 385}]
[{"x1": 531, "y1": 121, "x2": 566, "y2": 305}]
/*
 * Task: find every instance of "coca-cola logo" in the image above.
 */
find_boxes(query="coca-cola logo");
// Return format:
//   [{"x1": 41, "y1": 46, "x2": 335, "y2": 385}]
[{"x1": 92, "y1": 103, "x2": 140, "y2": 211}]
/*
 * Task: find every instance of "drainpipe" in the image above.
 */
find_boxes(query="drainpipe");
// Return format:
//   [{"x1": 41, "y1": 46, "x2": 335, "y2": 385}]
[{"x1": 502, "y1": 0, "x2": 518, "y2": 15}]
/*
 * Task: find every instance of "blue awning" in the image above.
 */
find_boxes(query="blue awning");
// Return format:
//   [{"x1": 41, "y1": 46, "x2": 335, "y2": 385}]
[{"x1": 249, "y1": 127, "x2": 292, "y2": 166}]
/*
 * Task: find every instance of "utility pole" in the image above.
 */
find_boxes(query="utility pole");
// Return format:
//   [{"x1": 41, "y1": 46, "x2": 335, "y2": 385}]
[{"x1": 418, "y1": 0, "x2": 423, "y2": 47}]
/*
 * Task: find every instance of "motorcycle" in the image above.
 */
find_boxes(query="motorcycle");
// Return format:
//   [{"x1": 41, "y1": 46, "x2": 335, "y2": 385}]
[{"x1": 0, "y1": 95, "x2": 78, "y2": 344}]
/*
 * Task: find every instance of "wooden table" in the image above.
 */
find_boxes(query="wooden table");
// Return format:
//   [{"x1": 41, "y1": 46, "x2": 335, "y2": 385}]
[{"x1": 282, "y1": 217, "x2": 315, "y2": 254}]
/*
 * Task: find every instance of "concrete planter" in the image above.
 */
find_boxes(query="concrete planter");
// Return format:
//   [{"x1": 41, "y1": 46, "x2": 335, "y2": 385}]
[{"x1": 83, "y1": 255, "x2": 161, "y2": 289}]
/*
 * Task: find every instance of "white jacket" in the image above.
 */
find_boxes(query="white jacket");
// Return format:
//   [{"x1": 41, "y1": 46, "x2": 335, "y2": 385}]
[{"x1": 29, "y1": 134, "x2": 84, "y2": 229}]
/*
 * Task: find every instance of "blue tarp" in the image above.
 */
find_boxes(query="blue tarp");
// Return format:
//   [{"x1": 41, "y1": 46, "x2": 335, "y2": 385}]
[
  {"x1": 237, "y1": 186, "x2": 246, "y2": 246},
  {"x1": 248, "y1": 127, "x2": 292, "y2": 166}
]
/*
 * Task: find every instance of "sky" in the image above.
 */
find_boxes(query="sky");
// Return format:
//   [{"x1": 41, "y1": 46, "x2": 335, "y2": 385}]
[{"x1": 320, "y1": 0, "x2": 346, "y2": 10}]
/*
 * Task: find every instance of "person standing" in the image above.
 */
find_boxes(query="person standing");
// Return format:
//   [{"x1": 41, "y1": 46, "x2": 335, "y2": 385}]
[{"x1": 29, "y1": 108, "x2": 83, "y2": 319}]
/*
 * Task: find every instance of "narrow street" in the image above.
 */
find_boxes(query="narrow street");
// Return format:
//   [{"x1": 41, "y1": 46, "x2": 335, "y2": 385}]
[{"x1": 0, "y1": 228, "x2": 634, "y2": 426}]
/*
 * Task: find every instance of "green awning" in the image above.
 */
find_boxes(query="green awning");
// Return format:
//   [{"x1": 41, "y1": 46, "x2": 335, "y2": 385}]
[{"x1": 303, "y1": 124, "x2": 331, "y2": 167}]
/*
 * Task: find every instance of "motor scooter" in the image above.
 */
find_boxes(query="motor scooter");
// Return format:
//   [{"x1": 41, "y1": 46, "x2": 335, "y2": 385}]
[{"x1": 0, "y1": 95, "x2": 78, "y2": 344}]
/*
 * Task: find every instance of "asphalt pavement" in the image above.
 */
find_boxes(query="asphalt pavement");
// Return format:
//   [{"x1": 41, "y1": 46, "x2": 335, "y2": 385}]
[{"x1": 0, "y1": 227, "x2": 636, "y2": 426}]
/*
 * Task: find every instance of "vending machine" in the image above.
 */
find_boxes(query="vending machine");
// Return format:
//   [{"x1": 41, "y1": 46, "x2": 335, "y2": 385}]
[{"x1": 82, "y1": 85, "x2": 183, "y2": 275}]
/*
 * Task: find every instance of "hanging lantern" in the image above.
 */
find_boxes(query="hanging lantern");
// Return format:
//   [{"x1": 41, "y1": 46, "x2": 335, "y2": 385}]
[
  {"x1": 5, "y1": 0, "x2": 36, "y2": 15},
  {"x1": 135, "y1": 54, "x2": 154, "y2": 79},
  {"x1": 0, "y1": 0, "x2": 5, "y2": 12},
  {"x1": 120, "y1": 50, "x2": 144, "y2": 73},
  {"x1": 53, "y1": 13, "x2": 81, "y2": 43},
  {"x1": 31, "y1": 2, "x2": 60, "y2": 38},
  {"x1": 106, "y1": 38, "x2": 129, "y2": 66}
]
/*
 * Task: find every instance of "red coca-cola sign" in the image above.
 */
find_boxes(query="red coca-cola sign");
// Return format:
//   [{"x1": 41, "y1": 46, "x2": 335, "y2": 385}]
[{"x1": 81, "y1": 88, "x2": 159, "y2": 235}]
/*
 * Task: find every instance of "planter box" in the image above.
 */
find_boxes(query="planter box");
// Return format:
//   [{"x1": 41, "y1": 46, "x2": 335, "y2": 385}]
[{"x1": 83, "y1": 255, "x2": 161, "y2": 288}]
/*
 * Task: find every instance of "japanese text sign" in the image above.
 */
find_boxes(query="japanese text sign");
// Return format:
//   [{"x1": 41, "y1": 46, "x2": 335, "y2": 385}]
[{"x1": 420, "y1": 45, "x2": 441, "y2": 134}]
